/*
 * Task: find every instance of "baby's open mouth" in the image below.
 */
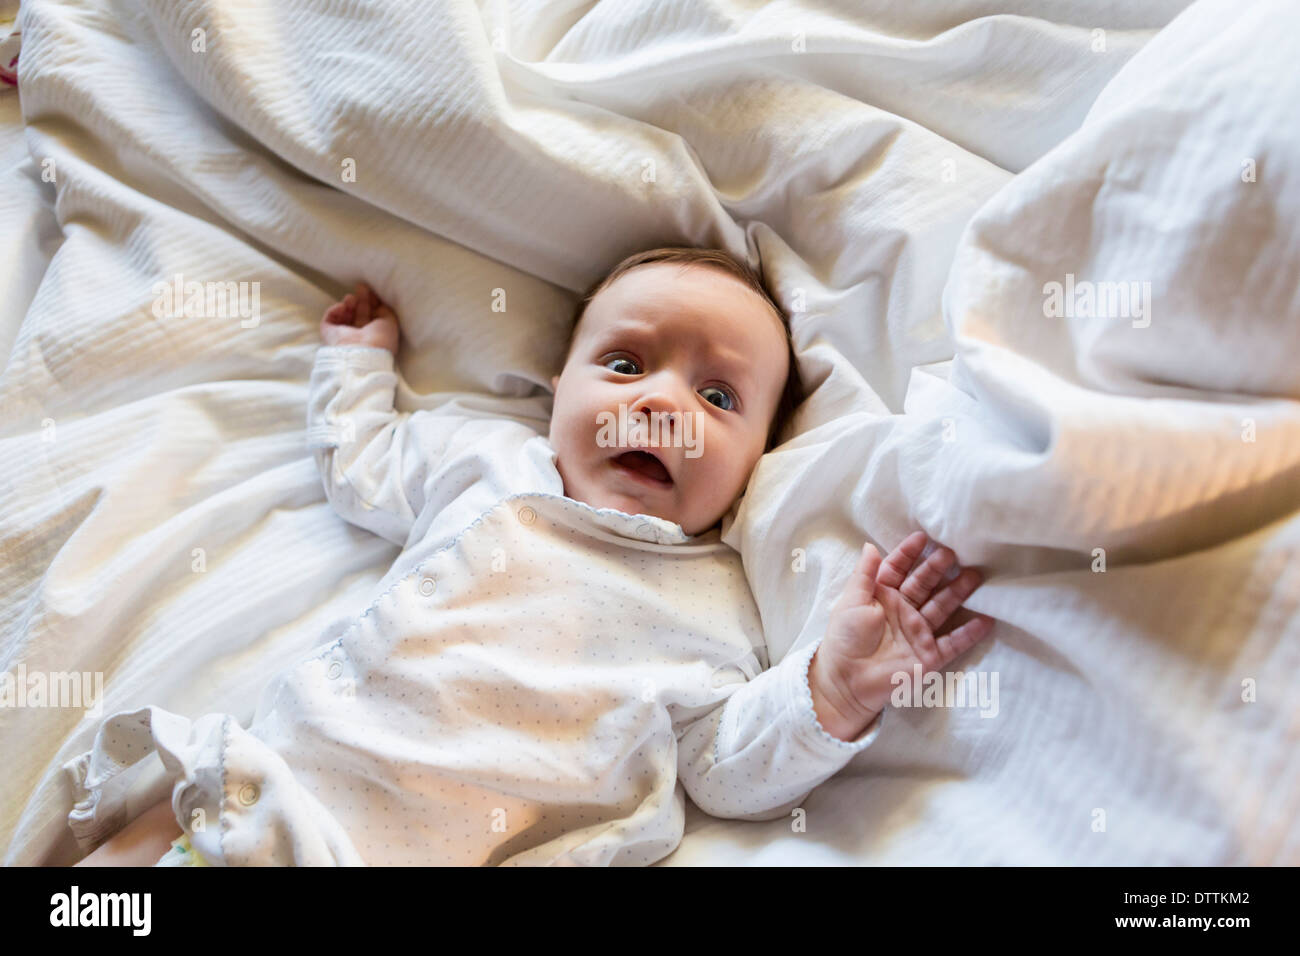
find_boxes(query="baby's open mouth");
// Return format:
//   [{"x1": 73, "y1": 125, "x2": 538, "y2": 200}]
[{"x1": 611, "y1": 450, "x2": 673, "y2": 485}]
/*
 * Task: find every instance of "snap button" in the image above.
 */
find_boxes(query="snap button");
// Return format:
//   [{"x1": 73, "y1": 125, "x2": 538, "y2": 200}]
[
  {"x1": 517, "y1": 505, "x2": 536, "y2": 524},
  {"x1": 326, "y1": 660, "x2": 343, "y2": 680},
  {"x1": 237, "y1": 783, "x2": 259, "y2": 806},
  {"x1": 418, "y1": 576, "x2": 436, "y2": 596}
]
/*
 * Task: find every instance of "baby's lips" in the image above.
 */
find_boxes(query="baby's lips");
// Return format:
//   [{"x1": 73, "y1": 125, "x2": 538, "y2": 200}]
[{"x1": 610, "y1": 447, "x2": 675, "y2": 485}]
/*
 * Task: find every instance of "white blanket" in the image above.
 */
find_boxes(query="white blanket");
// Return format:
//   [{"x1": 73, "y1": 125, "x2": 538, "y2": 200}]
[{"x1": 6, "y1": 0, "x2": 1293, "y2": 866}]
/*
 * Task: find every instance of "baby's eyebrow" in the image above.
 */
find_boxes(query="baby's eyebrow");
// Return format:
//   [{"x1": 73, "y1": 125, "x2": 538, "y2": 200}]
[{"x1": 696, "y1": 340, "x2": 754, "y2": 393}]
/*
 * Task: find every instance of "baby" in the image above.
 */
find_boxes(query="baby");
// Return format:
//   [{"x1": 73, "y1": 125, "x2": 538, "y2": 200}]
[{"x1": 70, "y1": 247, "x2": 992, "y2": 866}]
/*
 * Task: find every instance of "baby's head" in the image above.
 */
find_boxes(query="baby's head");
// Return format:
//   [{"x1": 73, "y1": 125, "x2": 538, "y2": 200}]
[{"x1": 548, "y1": 247, "x2": 803, "y2": 537}]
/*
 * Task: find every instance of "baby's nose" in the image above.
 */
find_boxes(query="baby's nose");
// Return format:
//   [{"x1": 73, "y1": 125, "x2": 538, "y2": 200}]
[{"x1": 639, "y1": 403, "x2": 676, "y2": 424}]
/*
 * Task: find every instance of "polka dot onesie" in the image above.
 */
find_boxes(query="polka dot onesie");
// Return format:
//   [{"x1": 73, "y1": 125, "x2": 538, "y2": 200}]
[{"x1": 64, "y1": 346, "x2": 883, "y2": 865}]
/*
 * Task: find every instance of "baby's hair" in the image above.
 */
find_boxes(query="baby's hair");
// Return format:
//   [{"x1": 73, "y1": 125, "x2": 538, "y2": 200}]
[{"x1": 565, "y1": 246, "x2": 804, "y2": 453}]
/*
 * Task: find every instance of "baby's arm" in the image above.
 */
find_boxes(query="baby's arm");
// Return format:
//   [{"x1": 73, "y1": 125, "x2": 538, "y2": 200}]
[
  {"x1": 308, "y1": 283, "x2": 474, "y2": 545},
  {"x1": 677, "y1": 533, "x2": 994, "y2": 822},
  {"x1": 676, "y1": 639, "x2": 886, "y2": 823}
]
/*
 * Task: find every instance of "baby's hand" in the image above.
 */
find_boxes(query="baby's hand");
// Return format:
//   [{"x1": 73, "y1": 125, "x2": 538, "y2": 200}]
[
  {"x1": 809, "y1": 532, "x2": 995, "y2": 741},
  {"x1": 319, "y1": 282, "x2": 400, "y2": 354}
]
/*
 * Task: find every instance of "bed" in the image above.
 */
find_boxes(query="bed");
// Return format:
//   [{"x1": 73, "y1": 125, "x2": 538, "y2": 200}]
[{"x1": 2, "y1": 0, "x2": 1296, "y2": 866}]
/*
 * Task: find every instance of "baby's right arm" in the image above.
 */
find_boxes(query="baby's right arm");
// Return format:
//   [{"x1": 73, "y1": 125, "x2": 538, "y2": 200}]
[{"x1": 307, "y1": 283, "x2": 473, "y2": 546}]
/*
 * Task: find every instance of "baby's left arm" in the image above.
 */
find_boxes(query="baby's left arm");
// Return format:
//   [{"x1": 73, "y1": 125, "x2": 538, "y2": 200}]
[
  {"x1": 676, "y1": 637, "x2": 886, "y2": 823},
  {"x1": 676, "y1": 533, "x2": 994, "y2": 822}
]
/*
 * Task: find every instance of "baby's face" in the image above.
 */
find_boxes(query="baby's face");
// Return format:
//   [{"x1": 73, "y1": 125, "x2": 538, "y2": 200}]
[{"x1": 548, "y1": 262, "x2": 789, "y2": 537}]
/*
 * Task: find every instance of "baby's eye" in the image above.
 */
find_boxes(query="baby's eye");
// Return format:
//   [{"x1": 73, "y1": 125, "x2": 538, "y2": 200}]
[
  {"x1": 700, "y1": 385, "x2": 736, "y2": 411},
  {"x1": 604, "y1": 356, "x2": 641, "y2": 375}
]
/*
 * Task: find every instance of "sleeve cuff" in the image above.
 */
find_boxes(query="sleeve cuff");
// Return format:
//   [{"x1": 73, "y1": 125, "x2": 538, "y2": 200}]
[
  {"x1": 305, "y1": 347, "x2": 397, "y2": 450},
  {"x1": 785, "y1": 637, "x2": 884, "y2": 759},
  {"x1": 312, "y1": 345, "x2": 396, "y2": 372}
]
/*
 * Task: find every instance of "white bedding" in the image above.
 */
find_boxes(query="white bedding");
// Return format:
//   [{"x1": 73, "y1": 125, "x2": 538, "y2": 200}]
[{"x1": 4, "y1": 0, "x2": 1294, "y2": 866}]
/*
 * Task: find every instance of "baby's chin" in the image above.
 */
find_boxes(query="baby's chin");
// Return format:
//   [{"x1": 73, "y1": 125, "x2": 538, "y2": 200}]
[{"x1": 582, "y1": 485, "x2": 678, "y2": 525}]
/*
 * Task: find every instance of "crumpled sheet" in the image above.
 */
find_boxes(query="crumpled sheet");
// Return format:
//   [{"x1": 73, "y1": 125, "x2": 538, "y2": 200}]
[{"x1": 8, "y1": 0, "x2": 1289, "y2": 867}]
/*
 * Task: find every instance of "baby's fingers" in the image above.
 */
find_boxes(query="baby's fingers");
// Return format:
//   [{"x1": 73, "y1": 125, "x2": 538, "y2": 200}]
[
  {"x1": 321, "y1": 296, "x2": 357, "y2": 330},
  {"x1": 835, "y1": 541, "x2": 883, "y2": 612},
  {"x1": 918, "y1": 567, "x2": 983, "y2": 632},
  {"x1": 934, "y1": 612, "x2": 995, "y2": 664},
  {"x1": 353, "y1": 282, "x2": 372, "y2": 325},
  {"x1": 876, "y1": 531, "x2": 928, "y2": 590},
  {"x1": 898, "y1": 544, "x2": 956, "y2": 610}
]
